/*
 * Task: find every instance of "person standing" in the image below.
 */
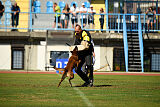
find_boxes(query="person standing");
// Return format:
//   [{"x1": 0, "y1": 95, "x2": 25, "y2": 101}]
[
  {"x1": 11, "y1": 2, "x2": 20, "y2": 31},
  {"x1": 62, "y1": 4, "x2": 70, "y2": 28},
  {"x1": 153, "y1": 8, "x2": 157, "y2": 30},
  {"x1": 88, "y1": 5, "x2": 96, "y2": 29},
  {"x1": 70, "y1": 3, "x2": 79, "y2": 28},
  {"x1": 79, "y1": 3, "x2": 87, "y2": 28},
  {"x1": 99, "y1": 8, "x2": 105, "y2": 33},
  {"x1": 53, "y1": 3, "x2": 62, "y2": 28},
  {"x1": 146, "y1": 7, "x2": 154, "y2": 30},
  {"x1": 0, "y1": 1, "x2": 5, "y2": 23},
  {"x1": 69, "y1": 24, "x2": 94, "y2": 87}
]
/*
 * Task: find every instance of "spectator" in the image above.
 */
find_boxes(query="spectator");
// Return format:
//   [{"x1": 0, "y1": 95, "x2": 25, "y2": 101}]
[
  {"x1": 80, "y1": 3, "x2": 87, "y2": 28},
  {"x1": 146, "y1": 7, "x2": 154, "y2": 30},
  {"x1": 88, "y1": 5, "x2": 96, "y2": 29},
  {"x1": 53, "y1": 3, "x2": 62, "y2": 28},
  {"x1": 99, "y1": 8, "x2": 105, "y2": 33},
  {"x1": 70, "y1": 3, "x2": 79, "y2": 28},
  {"x1": 0, "y1": 1, "x2": 4, "y2": 23},
  {"x1": 60, "y1": 8, "x2": 65, "y2": 28},
  {"x1": 62, "y1": 4, "x2": 70, "y2": 28},
  {"x1": 11, "y1": 2, "x2": 20, "y2": 31},
  {"x1": 153, "y1": 8, "x2": 157, "y2": 30}
]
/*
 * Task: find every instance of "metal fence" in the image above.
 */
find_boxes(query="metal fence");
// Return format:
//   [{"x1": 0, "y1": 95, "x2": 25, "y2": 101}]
[{"x1": 0, "y1": 12, "x2": 160, "y2": 32}]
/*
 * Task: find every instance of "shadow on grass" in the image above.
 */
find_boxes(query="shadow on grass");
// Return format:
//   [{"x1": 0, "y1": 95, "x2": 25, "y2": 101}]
[{"x1": 74, "y1": 85, "x2": 112, "y2": 87}]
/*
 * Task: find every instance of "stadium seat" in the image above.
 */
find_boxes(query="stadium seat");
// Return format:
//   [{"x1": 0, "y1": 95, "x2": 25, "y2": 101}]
[
  {"x1": 46, "y1": 1, "x2": 53, "y2": 7},
  {"x1": 5, "y1": 0, "x2": 11, "y2": 6},
  {"x1": 34, "y1": 7, "x2": 41, "y2": 13},
  {"x1": 71, "y1": 1, "x2": 78, "y2": 7},
  {"x1": 46, "y1": 1, "x2": 53, "y2": 13},
  {"x1": 47, "y1": 8, "x2": 53, "y2": 13},
  {"x1": 5, "y1": 13, "x2": 11, "y2": 18},
  {"x1": 34, "y1": 1, "x2": 41, "y2": 7},
  {"x1": 4, "y1": 7, "x2": 11, "y2": 12},
  {"x1": 4, "y1": 19, "x2": 11, "y2": 26},
  {"x1": 33, "y1": 1, "x2": 41, "y2": 13},
  {"x1": 59, "y1": 1, "x2": 65, "y2": 9},
  {"x1": 84, "y1": 1, "x2": 90, "y2": 8}
]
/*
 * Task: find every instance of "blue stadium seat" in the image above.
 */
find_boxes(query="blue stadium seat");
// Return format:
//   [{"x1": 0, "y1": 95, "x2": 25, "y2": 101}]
[
  {"x1": 4, "y1": 19, "x2": 11, "y2": 26},
  {"x1": 46, "y1": 1, "x2": 53, "y2": 7},
  {"x1": 47, "y1": 8, "x2": 53, "y2": 13},
  {"x1": 84, "y1": 1, "x2": 90, "y2": 8},
  {"x1": 59, "y1": 1, "x2": 65, "y2": 9},
  {"x1": 34, "y1": 7, "x2": 41, "y2": 13},
  {"x1": 34, "y1": 1, "x2": 41, "y2": 13},
  {"x1": 46, "y1": 1, "x2": 53, "y2": 13},
  {"x1": 34, "y1": 1, "x2": 41, "y2": 7},
  {"x1": 71, "y1": 1, "x2": 78, "y2": 7},
  {"x1": 5, "y1": 0, "x2": 11, "y2": 6},
  {"x1": 4, "y1": 7, "x2": 11, "y2": 12},
  {"x1": 5, "y1": 13, "x2": 11, "y2": 18}
]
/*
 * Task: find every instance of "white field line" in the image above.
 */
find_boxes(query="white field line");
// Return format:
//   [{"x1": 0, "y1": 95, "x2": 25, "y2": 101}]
[{"x1": 57, "y1": 74, "x2": 94, "y2": 107}]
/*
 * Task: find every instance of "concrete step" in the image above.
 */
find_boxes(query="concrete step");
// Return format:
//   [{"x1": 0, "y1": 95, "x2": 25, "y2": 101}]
[
  {"x1": 128, "y1": 39, "x2": 139, "y2": 41},
  {"x1": 127, "y1": 36, "x2": 139, "y2": 39},
  {"x1": 129, "y1": 58, "x2": 141, "y2": 61},
  {"x1": 129, "y1": 55, "x2": 141, "y2": 58},
  {"x1": 129, "y1": 61, "x2": 141, "y2": 64},
  {"x1": 128, "y1": 48, "x2": 140, "y2": 51},
  {"x1": 128, "y1": 45, "x2": 140, "y2": 48},
  {"x1": 128, "y1": 41, "x2": 139, "y2": 43}
]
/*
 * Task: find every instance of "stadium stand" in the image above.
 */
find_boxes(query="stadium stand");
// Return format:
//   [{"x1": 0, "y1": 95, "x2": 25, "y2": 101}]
[
  {"x1": 91, "y1": 0, "x2": 106, "y2": 30},
  {"x1": 1, "y1": 0, "x2": 29, "y2": 32},
  {"x1": 32, "y1": 0, "x2": 88, "y2": 30}
]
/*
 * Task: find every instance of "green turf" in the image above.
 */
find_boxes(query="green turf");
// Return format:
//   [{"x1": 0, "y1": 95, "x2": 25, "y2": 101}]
[{"x1": 0, "y1": 73, "x2": 160, "y2": 107}]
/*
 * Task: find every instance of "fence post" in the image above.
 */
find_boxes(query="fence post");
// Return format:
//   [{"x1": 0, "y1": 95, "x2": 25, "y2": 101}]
[
  {"x1": 123, "y1": 14, "x2": 128, "y2": 72},
  {"x1": 138, "y1": 14, "x2": 144, "y2": 72},
  {"x1": 105, "y1": 0, "x2": 108, "y2": 31},
  {"x1": 29, "y1": 0, "x2": 32, "y2": 31},
  {"x1": 5, "y1": 0, "x2": 11, "y2": 31},
  {"x1": 118, "y1": 14, "x2": 120, "y2": 33}
]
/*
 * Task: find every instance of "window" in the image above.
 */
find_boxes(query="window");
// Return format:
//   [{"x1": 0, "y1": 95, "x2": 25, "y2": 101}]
[
  {"x1": 151, "y1": 54, "x2": 160, "y2": 71},
  {"x1": 11, "y1": 47, "x2": 24, "y2": 70},
  {"x1": 113, "y1": 48, "x2": 125, "y2": 71}
]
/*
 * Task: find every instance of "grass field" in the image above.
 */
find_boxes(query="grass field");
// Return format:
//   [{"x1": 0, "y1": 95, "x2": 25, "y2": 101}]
[{"x1": 0, "y1": 73, "x2": 160, "y2": 107}]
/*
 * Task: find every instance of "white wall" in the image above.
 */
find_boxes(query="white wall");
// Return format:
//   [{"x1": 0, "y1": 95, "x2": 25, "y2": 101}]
[
  {"x1": 37, "y1": 45, "x2": 45, "y2": 71},
  {"x1": 36, "y1": 44, "x2": 114, "y2": 71},
  {"x1": 0, "y1": 45, "x2": 11, "y2": 70},
  {"x1": 99, "y1": 47, "x2": 113, "y2": 71},
  {"x1": 25, "y1": 45, "x2": 38, "y2": 70},
  {"x1": 94, "y1": 46, "x2": 100, "y2": 70}
]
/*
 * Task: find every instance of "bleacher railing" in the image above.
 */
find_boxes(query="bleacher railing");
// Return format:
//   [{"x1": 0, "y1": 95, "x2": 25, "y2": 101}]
[
  {"x1": 122, "y1": 14, "x2": 128, "y2": 72},
  {"x1": 138, "y1": 15, "x2": 144, "y2": 73},
  {"x1": 0, "y1": 12, "x2": 160, "y2": 32}
]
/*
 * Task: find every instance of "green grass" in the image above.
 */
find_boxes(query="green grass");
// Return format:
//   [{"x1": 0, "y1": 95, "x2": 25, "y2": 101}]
[{"x1": 0, "y1": 73, "x2": 160, "y2": 107}]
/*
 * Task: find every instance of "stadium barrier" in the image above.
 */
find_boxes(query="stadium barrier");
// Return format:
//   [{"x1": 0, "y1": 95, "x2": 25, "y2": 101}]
[{"x1": 0, "y1": 12, "x2": 160, "y2": 32}]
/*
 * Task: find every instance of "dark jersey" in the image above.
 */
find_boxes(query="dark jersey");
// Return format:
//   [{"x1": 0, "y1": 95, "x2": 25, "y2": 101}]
[
  {"x1": 11, "y1": 5, "x2": 20, "y2": 13},
  {"x1": 74, "y1": 30, "x2": 94, "y2": 56},
  {"x1": 63, "y1": 8, "x2": 70, "y2": 18},
  {"x1": 0, "y1": 5, "x2": 4, "y2": 16}
]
